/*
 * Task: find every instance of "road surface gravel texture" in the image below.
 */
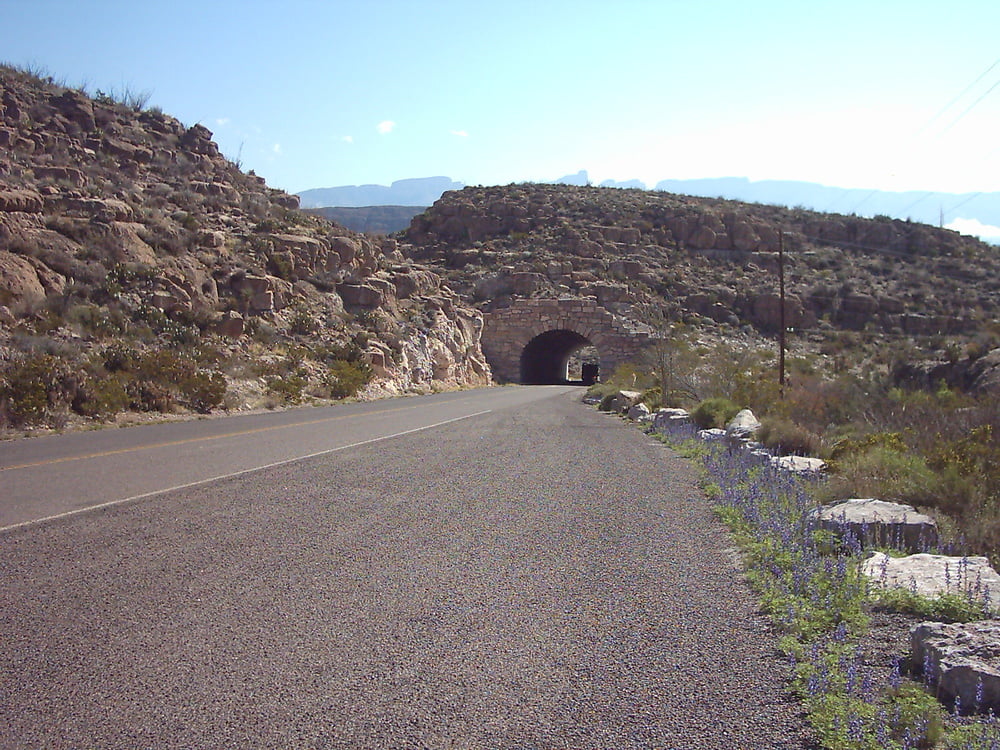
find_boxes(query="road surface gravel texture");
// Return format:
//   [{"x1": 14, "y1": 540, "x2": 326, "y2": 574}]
[{"x1": 0, "y1": 388, "x2": 815, "y2": 749}]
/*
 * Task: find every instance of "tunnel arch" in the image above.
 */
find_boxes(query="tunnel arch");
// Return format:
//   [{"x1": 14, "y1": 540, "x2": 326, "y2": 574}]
[
  {"x1": 520, "y1": 329, "x2": 595, "y2": 384},
  {"x1": 480, "y1": 298, "x2": 652, "y2": 384}
]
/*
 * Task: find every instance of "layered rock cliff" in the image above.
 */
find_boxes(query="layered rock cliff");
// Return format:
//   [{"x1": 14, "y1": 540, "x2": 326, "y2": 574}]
[
  {"x1": 403, "y1": 183, "x2": 998, "y2": 338},
  {"x1": 0, "y1": 65, "x2": 488, "y2": 428}
]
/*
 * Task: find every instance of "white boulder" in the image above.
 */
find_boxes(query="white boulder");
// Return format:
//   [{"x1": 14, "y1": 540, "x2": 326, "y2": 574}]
[
  {"x1": 811, "y1": 499, "x2": 938, "y2": 552},
  {"x1": 864, "y1": 552, "x2": 1000, "y2": 610},
  {"x1": 911, "y1": 621, "x2": 1000, "y2": 714},
  {"x1": 770, "y1": 455, "x2": 826, "y2": 474},
  {"x1": 725, "y1": 408, "x2": 761, "y2": 440}
]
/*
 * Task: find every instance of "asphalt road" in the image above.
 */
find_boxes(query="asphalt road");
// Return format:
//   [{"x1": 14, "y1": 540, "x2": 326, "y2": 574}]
[
  {"x1": 0, "y1": 387, "x2": 813, "y2": 749},
  {"x1": 0, "y1": 387, "x2": 556, "y2": 531}
]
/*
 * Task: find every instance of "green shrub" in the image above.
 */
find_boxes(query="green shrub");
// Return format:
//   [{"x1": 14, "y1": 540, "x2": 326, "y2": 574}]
[
  {"x1": 757, "y1": 417, "x2": 825, "y2": 457},
  {"x1": 0, "y1": 353, "x2": 74, "y2": 426},
  {"x1": 179, "y1": 370, "x2": 227, "y2": 413},
  {"x1": 101, "y1": 342, "x2": 140, "y2": 373},
  {"x1": 266, "y1": 374, "x2": 307, "y2": 404},
  {"x1": 288, "y1": 304, "x2": 318, "y2": 335},
  {"x1": 691, "y1": 397, "x2": 740, "y2": 430},
  {"x1": 822, "y1": 444, "x2": 940, "y2": 508},
  {"x1": 585, "y1": 381, "x2": 619, "y2": 402},
  {"x1": 72, "y1": 375, "x2": 130, "y2": 420},
  {"x1": 639, "y1": 387, "x2": 662, "y2": 411},
  {"x1": 871, "y1": 587, "x2": 990, "y2": 623},
  {"x1": 126, "y1": 379, "x2": 175, "y2": 412},
  {"x1": 598, "y1": 392, "x2": 619, "y2": 412},
  {"x1": 326, "y1": 360, "x2": 372, "y2": 399}
]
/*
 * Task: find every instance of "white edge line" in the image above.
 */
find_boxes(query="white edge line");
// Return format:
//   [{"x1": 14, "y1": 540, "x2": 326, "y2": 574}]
[{"x1": 1, "y1": 409, "x2": 492, "y2": 535}]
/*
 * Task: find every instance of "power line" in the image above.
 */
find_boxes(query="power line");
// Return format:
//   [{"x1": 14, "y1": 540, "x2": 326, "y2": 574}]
[
  {"x1": 917, "y1": 56, "x2": 1000, "y2": 136},
  {"x1": 938, "y1": 77, "x2": 1000, "y2": 136}
]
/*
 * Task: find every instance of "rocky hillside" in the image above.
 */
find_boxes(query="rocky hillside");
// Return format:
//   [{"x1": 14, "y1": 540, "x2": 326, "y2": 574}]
[
  {"x1": 403, "y1": 183, "x2": 999, "y2": 339},
  {"x1": 305, "y1": 205, "x2": 423, "y2": 235},
  {"x1": 0, "y1": 65, "x2": 488, "y2": 429}
]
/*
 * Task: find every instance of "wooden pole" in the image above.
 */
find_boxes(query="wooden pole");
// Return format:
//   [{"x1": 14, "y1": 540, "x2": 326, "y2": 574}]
[{"x1": 778, "y1": 230, "x2": 786, "y2": 394}]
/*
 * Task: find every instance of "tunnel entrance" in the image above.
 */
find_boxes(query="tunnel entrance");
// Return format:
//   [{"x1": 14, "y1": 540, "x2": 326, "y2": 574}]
[{"x1": 520, "y1": 330, "x2": 599, "y2": 385}]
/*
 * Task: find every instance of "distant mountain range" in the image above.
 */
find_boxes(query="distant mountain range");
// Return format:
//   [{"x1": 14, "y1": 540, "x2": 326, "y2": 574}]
[
  {"x1": 298, "y1": 176, "x2": 464, "y2": 208},
  {"x1": 298, "y1": 172, "x2": 1000, "y2": 242}
]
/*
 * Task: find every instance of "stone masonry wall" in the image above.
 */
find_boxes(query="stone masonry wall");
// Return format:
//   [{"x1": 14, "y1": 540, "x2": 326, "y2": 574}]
[{"x1": 482, "y1": 298, "x2": 652, "y2": 383}]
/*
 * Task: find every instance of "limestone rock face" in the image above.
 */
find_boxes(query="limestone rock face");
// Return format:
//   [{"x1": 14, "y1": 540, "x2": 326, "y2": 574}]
[
  {"x1": 0, "y1": 250, "x2": 47, "y2": 308},
  {"x1": 0, "y1": 189, "x2": 43, "y2": 213},
  {"x1": 810, "y1": 499, "x2": 938, "y2": 552},
  {"x1": 911, "y1": 621, "x2": 1000, "y2": 714},
  {"x1": 864, "y1": 552, "x2": 1000, "y2": 609},
  {"x1": 0, "y1": 65, "x2": 494, "y2": 420},
  {"x1": 368, "y1": 305, "x2": 491, "y2": 394}
]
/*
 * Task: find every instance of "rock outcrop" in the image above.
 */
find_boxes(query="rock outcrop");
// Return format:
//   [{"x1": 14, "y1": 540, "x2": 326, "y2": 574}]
[
  {"x1": 0, "y1": 64, "x2": 490, "y2": 425},
  {"x1": 401, "y1": 184, "x2": 995, "y2": 339}
]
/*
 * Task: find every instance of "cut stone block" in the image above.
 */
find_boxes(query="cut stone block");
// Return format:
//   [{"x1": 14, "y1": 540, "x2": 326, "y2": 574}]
[{"x1": 810, "y1": 499, "x2": 938, "y2": 552}]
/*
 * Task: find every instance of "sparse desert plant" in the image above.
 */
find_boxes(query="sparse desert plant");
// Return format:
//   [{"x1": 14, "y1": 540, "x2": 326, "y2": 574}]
[
  {"x1": 691, "y1": 397, "x2": 740, "y2": 430},
  {"x1": 0, "y1": 353, "x2": 75, "y2": 427},
  {"x1": 820, "y1": 442, "x2": 940, "y2": 510},
  {"x1": 758, "y1": 417, "x2": 826, "y2": 457},
  {"x1": 326, "y1": 360, "x2": 372, "y2": 400},
  {"x1": 265, "y1": 373, "x2": 308, "y2": 404}
]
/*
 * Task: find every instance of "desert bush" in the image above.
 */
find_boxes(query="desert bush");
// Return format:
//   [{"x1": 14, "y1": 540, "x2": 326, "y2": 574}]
[
  {"x1": 72, "y1": 374, "x2": 130, "y2": 420},
  {"x1": 820, "y1": 443, "x2": 940, "y2": 509},
  {"x1": 598, "y1": 392, "x2": 619, "y2": 413},
  {"x1": 757, "y1": 417, "x2": 826, "y2": 457},
  {"x1": 0, "y1": 353, "x2": 75, "y2": 426},
  {"x1": 639, "y1": 386, "x2": 662, "y2": 410},
  {"x1": 101, "y1": 342, "x2": 140, "y2": 373},
  {"x1": 585, "y1": 381, "x2": 619, "y2": 403},
  {"x1": 125, "y1": 379, "x2": 175, "y2": 412},
  {"x1": 288, "y1": 304, "x2": 318, "y2": 335},
  {"x1": 691, "y1": 397, "x2": 740, "y2": 430},
  {"x1": 179, "y1": 370, "x2": 227, "y2": 413},
  {"x1": 266, "y1": 373, "x2": 308, "y2": 404},
  {"x1": 326, "y1": 360, "x2": 372, "y2": 399}
]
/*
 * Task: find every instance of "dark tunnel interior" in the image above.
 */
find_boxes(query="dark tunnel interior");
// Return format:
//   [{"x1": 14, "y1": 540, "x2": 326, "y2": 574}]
[{"x1": 519, "y1": 330, "x2": 597, "y2": 385}]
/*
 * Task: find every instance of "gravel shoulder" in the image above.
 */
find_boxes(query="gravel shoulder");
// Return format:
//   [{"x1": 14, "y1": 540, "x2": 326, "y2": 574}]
[{"x1": 1, "y1": 389, "x2": 815, "y2": 749}]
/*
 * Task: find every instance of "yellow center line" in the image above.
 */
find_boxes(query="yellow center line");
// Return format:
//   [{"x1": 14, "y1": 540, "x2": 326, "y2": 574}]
[{"x1": 0, "y1": 397, "x2": 479, "y2": 473}]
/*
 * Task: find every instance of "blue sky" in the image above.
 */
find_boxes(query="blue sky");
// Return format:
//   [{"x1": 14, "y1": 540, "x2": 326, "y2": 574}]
[{"x1": 3, "y1": 0, "x2": 999, "y2": 198}]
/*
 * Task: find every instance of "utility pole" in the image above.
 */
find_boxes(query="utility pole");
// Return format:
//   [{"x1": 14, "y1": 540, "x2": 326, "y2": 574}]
[{"x1": 778, "y1": 230, "x2": 786, "y2": 394}]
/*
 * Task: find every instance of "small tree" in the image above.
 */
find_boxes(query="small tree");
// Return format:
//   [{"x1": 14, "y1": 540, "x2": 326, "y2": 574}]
[{"x1": 633, "y1": 303, "x2": 700, "y2": 406}]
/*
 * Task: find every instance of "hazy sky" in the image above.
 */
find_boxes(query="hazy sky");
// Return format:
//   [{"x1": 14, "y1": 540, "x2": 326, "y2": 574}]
[{"x1": 3, "y1": 0, "x2": 999, "y2": 196}]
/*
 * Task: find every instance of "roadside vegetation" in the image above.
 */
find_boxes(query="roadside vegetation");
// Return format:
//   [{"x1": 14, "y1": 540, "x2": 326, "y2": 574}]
[
  {"x1": 591, "y1": 325, "x2": 1000, "y2": 566},
  {"x1": 0, "y1": 294, "x2": 374, "y2": 431},
  {"x1": 590, "y1": 330, "x2": 1000, "y2": 749}
]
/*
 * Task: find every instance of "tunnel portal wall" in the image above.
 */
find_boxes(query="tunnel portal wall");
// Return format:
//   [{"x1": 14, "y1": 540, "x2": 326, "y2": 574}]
[{"x1": 481, "y1": 298, "x2": 650, "y2": 384}]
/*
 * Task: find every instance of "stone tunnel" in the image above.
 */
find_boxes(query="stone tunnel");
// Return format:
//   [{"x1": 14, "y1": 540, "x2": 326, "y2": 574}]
[{"x1": 481, "y1": 298, "x2": 652, "y2": 384}]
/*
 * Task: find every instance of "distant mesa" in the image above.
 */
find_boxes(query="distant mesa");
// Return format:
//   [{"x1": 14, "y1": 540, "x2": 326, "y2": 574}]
[
  {"x1": 298, "y1": 177, "x2": 465, "y2": 209},
  {"x1": 298, "y1": 172, "x2": 1000, "y2": 244},
  {"x1": 654, "y1": 177, "x2": 1000, "y2": 244},
  {"x1": 553, "y1": 170, "x2": 591, "y2": 187}
]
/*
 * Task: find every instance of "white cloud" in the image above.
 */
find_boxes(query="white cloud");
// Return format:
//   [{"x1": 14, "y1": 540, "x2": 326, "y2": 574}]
[
  {"x1": 450, "y1": 129, "x2": 469, "y2": 137},
  {"x1": 946, "y1": 217, "x2": 1000, "y2": 243},
  {"x1": 341, "y1": 135, "x2": 354, "y2": 144},
  {"x1": 376, "y1": 120, "x2": 396, "y2": 134},
  {"x1": 272, "y1": 143, "x2": 282, "y2": 155},
  {"x1": 215, "y1": 117, "x2": 230, "y2": 127}
]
